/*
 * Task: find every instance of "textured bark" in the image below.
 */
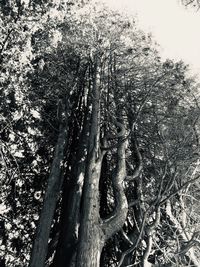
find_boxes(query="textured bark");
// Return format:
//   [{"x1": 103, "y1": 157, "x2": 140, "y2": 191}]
[
  {"x1": 75, "y1": 153, "x2": 105, "y2": 267},
  {"x1": 142, "y1": 207, "x2": 160, "y2": 267},
  {"x1": 52, "y1": 112, "x2": 90, "y2": 267},
  {"x1": 114, "y1": 124, "x2": 143, "y2": 266},
  {"x1": 29, "y1": 106, "x2": 68, "y2": 267},
  {"x1": 102, "y1": 120, "x2": 128, "y2": 240},
  {"x1": 75, "y1": 58, "x2": 105, "y2": 267},
  {"x1": 76, "y1": 56, "x2": 141, "y2": 267},
  {"x1": 52, "y1": 167, "x2": 84, "y2": 267}
]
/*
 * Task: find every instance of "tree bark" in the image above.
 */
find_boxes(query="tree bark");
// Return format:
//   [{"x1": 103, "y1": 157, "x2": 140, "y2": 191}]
[
  {"x1": 75, "y1": 57, "x2": 105, "y2": 267},
  {"x1": 52, "y1": 105, "x2": 89, "y2": 267},
  {"x1": 75, "y1": 153, "x2": 105, "y2": 267},
  {"x1": 52, "y1": 166, "x2": 84, "y2": 267},
  {"x1": 75, "y1": 55, "x2": 137, "y2": 267},
  {"x1": 102, "y1": 119, "x2": 128, "y2": 240},
  {"x1": 29, "y1": 102, "x2": 68, "y2": 267}
]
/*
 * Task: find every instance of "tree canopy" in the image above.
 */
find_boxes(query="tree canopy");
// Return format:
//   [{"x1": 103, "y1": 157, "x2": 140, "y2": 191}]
[{"x1": 0, "y1": 1, "x2": 200, "y2": 267}]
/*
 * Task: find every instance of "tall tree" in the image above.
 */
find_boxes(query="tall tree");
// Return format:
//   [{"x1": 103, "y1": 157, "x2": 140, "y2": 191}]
[{"x1": 1, "y1": 2, "x2": 200, "y2": 267}]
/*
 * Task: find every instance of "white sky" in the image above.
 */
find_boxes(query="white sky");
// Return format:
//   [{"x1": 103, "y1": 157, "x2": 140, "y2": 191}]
[{"x1": 99, "y1": 0, "x2": 200, "y2": 75}]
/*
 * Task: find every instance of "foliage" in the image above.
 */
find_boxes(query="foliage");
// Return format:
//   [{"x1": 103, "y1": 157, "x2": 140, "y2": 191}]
[{"x1": 0, "y1": 1, "x2": 200, "y2": 266}]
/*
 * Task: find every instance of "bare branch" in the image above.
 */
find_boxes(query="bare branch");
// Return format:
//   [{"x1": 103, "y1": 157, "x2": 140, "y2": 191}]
[
  {"x1": 117, "y1": 213, "x2": 147, "y2": 267},
  {"x1": 102, "y1": 118, "x2": 128, "y2": 240},
  {"x1": 160, "y1": 174, "x2": 200, "y2": 206}
]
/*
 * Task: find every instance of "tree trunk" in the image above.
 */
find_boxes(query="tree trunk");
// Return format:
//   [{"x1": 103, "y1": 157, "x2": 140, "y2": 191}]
[
  {"x1": 75, "y1": 57, "x2": 105, "y2": 267},
  {"x1": 76, "y1": 56, "x2": 133, "y2": 267},
  {"x1": 76, "y1": 178, "x2": 104, "y2": 266},
  {"x1": 77, "y1": 228, "x2": 103, "y2": 267},
  {"x1": 52, "y1": 110, "x2": 90, "y2": 267},
  {"x1": 52, "y1": 167, "x2": 84, "y2": 267},
  {"x1": 75, "y1": 131, "x2": 105, "y2": 267},
  {"x1": 29, "y1": 103, "x2": 68, "y2": 267}
]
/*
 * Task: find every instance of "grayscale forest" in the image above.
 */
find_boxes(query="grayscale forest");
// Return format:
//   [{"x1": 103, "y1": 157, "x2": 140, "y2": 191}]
[{"x1": 0, "y1": 1, "x2": 200, "y2": 266}]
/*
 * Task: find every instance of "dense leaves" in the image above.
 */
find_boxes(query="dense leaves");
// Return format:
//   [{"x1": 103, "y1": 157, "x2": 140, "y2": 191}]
[{"x1": 1, "y1": 1, "x2": 200, "y2": 267}]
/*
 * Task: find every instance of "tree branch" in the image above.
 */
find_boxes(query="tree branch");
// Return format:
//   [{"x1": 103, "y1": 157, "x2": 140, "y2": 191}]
[{"x1": 102, "y1": 118, "x2": 128, "y2": 240}]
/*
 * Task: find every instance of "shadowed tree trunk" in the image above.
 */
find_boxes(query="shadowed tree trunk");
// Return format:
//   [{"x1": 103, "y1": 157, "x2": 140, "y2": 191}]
[
  {"x1": 52, "y1": 105, "x2": 90, "y2": 267},
  {"x1": 29, "y1": 100, "x2": 69, "y2": 267}
]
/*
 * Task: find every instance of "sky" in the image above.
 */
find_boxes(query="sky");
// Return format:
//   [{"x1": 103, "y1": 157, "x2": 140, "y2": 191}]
[{"x1": 98, "y1": 0, "x2": 200, "y2": 75}]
